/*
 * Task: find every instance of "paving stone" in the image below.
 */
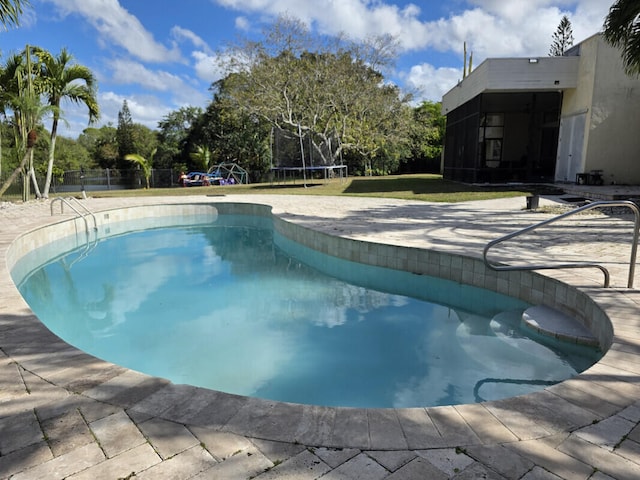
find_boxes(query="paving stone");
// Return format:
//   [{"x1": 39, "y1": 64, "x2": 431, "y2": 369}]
[
  {"x1": 452, "y1": 461, "x2": 508, "y2": 479},
  {"x1": 573, "y1": 414, "x2": 636, "y2": 451},
  {"x1": 10, "y1": 441, "x2": 104, "y2": 480},
  {"x1": 82, "y1": 369, "x2": 170, "y2": 408},
  {"x1": 294, "y1": 404, "x2": 336, "y2": 446},
  {"x1": 134, "y1": 444, "x2": 217, "y2": 480},
  {"x1": 506, "y1": 438, "x2": 595, "y2": 480},
  {"x1": 545, "y1": 380, "x2": 619, "y2": 418},
  {"x1": 427, "y1": 406, "x2": 482, "y2": 446},
  {"x1": 628, "y1": 423, "x2": 640, "y2": 443},
  {"x1": 559, "y1": 433, "x2": 640, "y2": 480},
  {"x1": 251, "y1": 438, "x2": 306, "y2": 464},
  {"x1": 464, "y1": 444, "x2": 535, "y2": 479},
  {"x1": 385, "y1": 457, "x2": 448, "y2": 480},
  {"x1": 529, "y1": 390, "x2": 602, "y2": 429},
  {"x1": 454, "y1": 403, "x2": 519, "y2": 444},
  {"x1": 190, "y1": 427, "x2": 255, "y2": 461},
  {"x1": 89, "y1": 410, "x2": 146, "y2": 458},
  {"x1": 415, "y1": 447, "x2": 475, "y2": 477},
  {"x1": 396, "y1": 407, "x2": 444, "y2": 449},
  {"x1": 162, "y1": 386, "x2": 246, "y2": 427},
  {"x1": 40, "y1": 409, "x2": 93, "y2": 456},
  {"x1": 327, "y1": 407, "x2": 370, "y2": 449},
  {"x1": 618, "y1": 401, "x2": 640, "y2": 423},
  {"x1": 616, "y1": 437, "x2": 640, "y2": 465},
  {"x1": 365, "y1": 450, "x2": 417, "y2": 472},
  {"x1": 35, "y1": 394, "x2": 115, "y2": 423},
  {"x1": 367, "y1": 409, "x2": 408, "y2": 450},
  {"x1": 128, "y1": 383, "x2": 196, "y2": 418},
  {"x1": 0, "y1": 441, "x2": 53, "y2": 479},
  {"x1": 254, "y1": 448, "x2": 331, "y2": 479},
  {"x1": 484, "y1": 398, "x2": 556, "y2": 440},
  {"x1": 0, "y1": 356, "x2": 28, "y2": 400},
  {"x1": 320, "y1": 452, "x2": 388, "y2": 480},
  {"x1": 520, "y1": 466, "x2": 564, "y2": 479},
  {"x1": 191, "y1": 448, "x2": 272, "y2": 480},
  {"x1": 562, "y1": 376, "x2": 637, "y2": 408},
  {"x1": 138, "y1": 417, "x2": 200, "y2": 459},
  {"x1": 311, "y1": 447, "x2": 360, "y2": 468},
  {"x1": 589, "y1": 471, "x2": 618, "y2": 480},
  {"x1": 0, "y1": 409, "x2": 42, "y2": 455},
  {"x1": 223, "y1": 397, "x2": 305, "y2": 443},
  {"x1": 66, "y1": 442, "x2": 161, "y2": 480}
]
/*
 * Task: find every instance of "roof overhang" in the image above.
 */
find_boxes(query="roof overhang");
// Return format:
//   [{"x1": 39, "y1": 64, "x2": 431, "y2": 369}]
[{"x1": 442, "y1": 56, "x2": 579, "y2": 114}]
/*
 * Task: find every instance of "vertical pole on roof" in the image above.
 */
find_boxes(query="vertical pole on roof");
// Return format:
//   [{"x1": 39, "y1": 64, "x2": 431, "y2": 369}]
[{"x1": 298, "y1": 123, "x2": 307, "y2": 188}]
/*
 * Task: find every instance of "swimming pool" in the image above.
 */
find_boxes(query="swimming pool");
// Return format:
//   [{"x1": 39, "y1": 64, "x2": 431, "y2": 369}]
[{"x1": 12, "y1": 206, "x2": 601, "y2": 408}]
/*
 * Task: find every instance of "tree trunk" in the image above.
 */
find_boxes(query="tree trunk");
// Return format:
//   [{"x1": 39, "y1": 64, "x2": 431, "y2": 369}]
[
  {"x1": 43, "y1": 117, "x2": 59, "y2": 198},
  {"x1": 0, "y1": 147, "x2": 33, "y2": 197}
]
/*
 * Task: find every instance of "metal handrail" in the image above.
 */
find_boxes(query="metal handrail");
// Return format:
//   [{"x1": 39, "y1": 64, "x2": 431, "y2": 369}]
[
  {"x1": 483, "y1": 200, "x2": 640, "y2": 288},
  {"x1": 51, "y1": 196, "x2": 98, "y2": 232}
]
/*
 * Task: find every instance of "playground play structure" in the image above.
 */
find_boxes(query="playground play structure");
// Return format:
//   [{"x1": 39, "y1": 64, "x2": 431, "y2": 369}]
[{"x1": 207, "y1": 162, "x2": 249, "y2": 185}]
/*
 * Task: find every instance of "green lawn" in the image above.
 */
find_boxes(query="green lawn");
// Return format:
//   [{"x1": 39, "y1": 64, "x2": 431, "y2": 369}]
[{"x1": 89, "y1": 174, "x2": 546, "y2": 203}]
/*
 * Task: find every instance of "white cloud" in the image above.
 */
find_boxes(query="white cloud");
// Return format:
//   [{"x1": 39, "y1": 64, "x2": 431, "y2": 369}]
[
  {"x1": 215, "y1": 0, "x2": 610, "y2": 60},
  {"x1": 192, "y1": 51, "x2": 224, "y2": 83},
  {"x1": 99, "y1": 91, "x2": 171, "y2": 131},
  {"x1": 235, "y1": 16, "x2": 251, "y2": 31},
  {"x1": 405, "y1": 64, "x2": 462, "y2": 103},
  {"x1": 43, "y1": 0, "x2": 183, "y2": 63},
  {"x1": 171, "y1": 26, "x2": 214, "y2": 55}
]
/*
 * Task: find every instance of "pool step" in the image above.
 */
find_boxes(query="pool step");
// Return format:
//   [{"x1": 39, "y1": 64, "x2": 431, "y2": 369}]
[{"x1": 522, "y1": 305, "x2": 599, "y2": 347}]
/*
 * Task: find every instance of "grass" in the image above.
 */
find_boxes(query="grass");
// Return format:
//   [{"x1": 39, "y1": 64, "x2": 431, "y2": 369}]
[{"x1": 88, "y1": 173, "x2": 546, "y2": 203}]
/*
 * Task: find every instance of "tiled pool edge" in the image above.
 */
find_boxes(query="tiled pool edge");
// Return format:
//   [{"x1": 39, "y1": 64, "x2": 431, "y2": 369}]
[{"x1": 3, "y1": 200, "x2": 638, "y2": 452}]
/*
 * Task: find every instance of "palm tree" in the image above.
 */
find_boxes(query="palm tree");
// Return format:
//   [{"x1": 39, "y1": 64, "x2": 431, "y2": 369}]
[
  {"x1": 0, "y1": 0, "x2": 30, "y2": 29},
  {"x1": 603, "y1": 0, "x2": 640, "y2": 75},
  {"x1": 33, "y1": 46, "x2": 99, "y2": 198},
  {"x1": 125, "y1": 149, "x2": 155, "y2": 189},
  {"x1": 0, "y1": 49, "x2": 57, "y2": 198},
  {"x1": 190, "y1": 144, "x2": 212, "y2": 172}
]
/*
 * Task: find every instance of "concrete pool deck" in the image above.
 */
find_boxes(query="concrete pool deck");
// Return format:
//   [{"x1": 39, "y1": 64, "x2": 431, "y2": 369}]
[{"x1": 1, "y1": 193, "x2": 639, "y2": 479}]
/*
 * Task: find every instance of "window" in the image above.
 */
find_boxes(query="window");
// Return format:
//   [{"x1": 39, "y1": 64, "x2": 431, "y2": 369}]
[{"x1": 479, "y1": 113, "x2": 504, "y2": 166}]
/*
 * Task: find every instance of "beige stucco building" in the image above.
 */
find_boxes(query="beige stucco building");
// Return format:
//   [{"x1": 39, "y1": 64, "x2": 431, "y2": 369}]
[{"x1": 441, "y1": 33, "x2": 640, "y2": 185}]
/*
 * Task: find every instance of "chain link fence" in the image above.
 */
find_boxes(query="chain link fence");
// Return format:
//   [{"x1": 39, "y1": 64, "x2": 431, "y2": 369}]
[{"x1": 0, "y1": 168, "x2": 180, "y2": 201}]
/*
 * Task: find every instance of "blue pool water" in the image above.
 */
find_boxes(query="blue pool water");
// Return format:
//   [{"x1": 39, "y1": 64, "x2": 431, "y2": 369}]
[{"x1": 15, "y1": 214, "x2": 601, "y2": 408}]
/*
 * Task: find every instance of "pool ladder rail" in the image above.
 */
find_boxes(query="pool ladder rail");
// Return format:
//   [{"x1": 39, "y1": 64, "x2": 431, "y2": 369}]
[
  {"x1": 483, "y1": 200, "x2": 640, "y2": 288},
  {"x1": 50, "y1": 197, "x2": 99, "y2": 266}
]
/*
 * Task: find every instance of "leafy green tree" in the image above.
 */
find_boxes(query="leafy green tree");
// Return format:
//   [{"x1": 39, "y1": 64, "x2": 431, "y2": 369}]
[
  {"x1": 0, "y1": 0, "x2": 30, "y2": 29},
  {"x1": 155, "y1": 106, "x2": 202, "y2": 168},
  {"x1": 130, "y1": 123, "x2": 158, "y2": 162},
  {"x1": 215, "y1": 15, "x2": 409, "y2": 174},
  {"x1": 52, "y1": 136, "x2": 91, "y2": 171},
  {"x1": 31, "y1": 46, "x2": 99, "y2": 198},
  {"x1": 603, "y1": 0, "x2": 640, "y2": 75},
  {"x1": 79, "y1": 125, "x2": 118, "y2": 168},
  {"x1": 406, "y1": 101, "x2": 445, "y2": 172},
  {"x1": 188, "y1": 93, "x2": 270, "y2": 180},
  {"x1": 549, "y1": 15, "x2": 574, "y2": 56}
]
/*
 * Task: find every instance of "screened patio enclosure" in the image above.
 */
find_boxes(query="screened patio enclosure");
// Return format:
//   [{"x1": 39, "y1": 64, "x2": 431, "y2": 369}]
[{"x1": 443, "y1": 91, "x2": 562, "y2": 184}]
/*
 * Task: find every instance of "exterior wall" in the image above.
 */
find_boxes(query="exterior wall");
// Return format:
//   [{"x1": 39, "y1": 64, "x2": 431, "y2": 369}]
[
  {"x1": 442, "y1": 57, "x2": 578, "y2": 116},
  {"x1": 557, "y1": 34, "x2": 640, "y2": 184},
  {"x1": 585, "y1": 37, "x2": 640, "y2": 184}
]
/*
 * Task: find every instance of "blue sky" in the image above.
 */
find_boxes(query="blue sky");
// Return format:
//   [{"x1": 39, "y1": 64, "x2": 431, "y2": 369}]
[{"x1": 0, "y1": 0, "x2": 612, "y2": 139}]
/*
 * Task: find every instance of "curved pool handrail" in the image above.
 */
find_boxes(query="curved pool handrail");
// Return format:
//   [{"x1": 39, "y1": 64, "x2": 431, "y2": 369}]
[
  {"x1": 483, "y1": 200, "x2": 640, "y2": 288},
  {"x1": 50, "y1": 196, "x2": 98, "y2": 232}
]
